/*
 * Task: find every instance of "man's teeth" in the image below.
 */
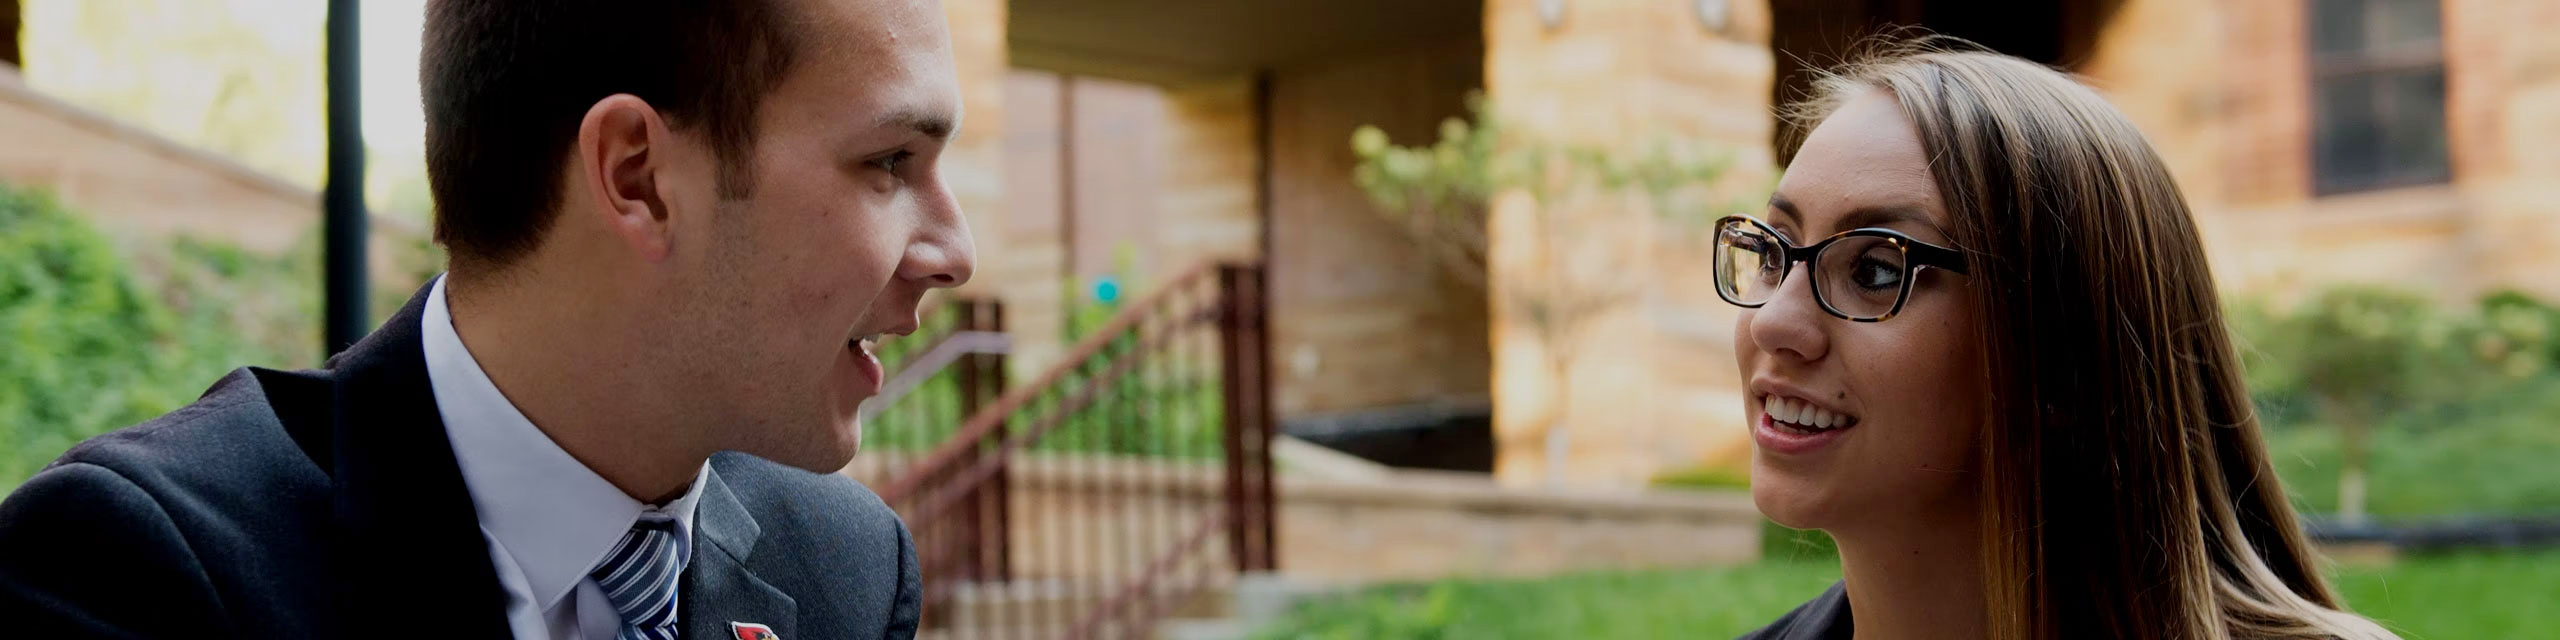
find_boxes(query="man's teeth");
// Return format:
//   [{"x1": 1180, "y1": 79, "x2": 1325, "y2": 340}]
[{"x1": 1765, "y1": 395, "x2": 1853, "y2": 431}]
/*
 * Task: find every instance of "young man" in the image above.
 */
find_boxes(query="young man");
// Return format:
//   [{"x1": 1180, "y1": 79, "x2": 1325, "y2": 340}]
[{"x1": 0, "y1": 0, "x2": 974, "y2": 637}]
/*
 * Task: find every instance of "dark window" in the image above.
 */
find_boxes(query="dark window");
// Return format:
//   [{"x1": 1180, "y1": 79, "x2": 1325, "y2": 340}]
[{"x1": 2310, "y1": 0, "x2": 2449, "y2": 195}]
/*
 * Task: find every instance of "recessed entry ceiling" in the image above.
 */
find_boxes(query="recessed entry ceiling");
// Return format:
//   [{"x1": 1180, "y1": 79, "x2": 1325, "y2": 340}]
[{"x1": 1009, "y1": 0, "x2": 1482, "y2": 85}]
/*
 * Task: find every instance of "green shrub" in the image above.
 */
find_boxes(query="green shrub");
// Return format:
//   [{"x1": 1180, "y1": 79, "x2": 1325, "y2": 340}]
[
  {"x1": 0, "y1": 184, "x2": 314, "y2": 489},
  {"x1": 2228, "y1": 286, "x2": 2560, "y2": 520},
  {"x1": 0, "y1": 187, "x2": 181, "y2": 484},
  {"x1": 2262, "y1": 374, "x2": 2560, "y2": 517},
  {"x1": 2236, "y1": 286, "x2": 2553, "y2": 424}
]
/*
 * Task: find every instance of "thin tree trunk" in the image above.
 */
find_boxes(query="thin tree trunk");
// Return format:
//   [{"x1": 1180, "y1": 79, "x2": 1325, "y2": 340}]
[
  {"x1": 1541, "y1": 349, "x2": 1572, "y2": 488},
  {"x1": 2340, "y1": 415, "x2": 2370, "y2": 526},
  {"x1": 2322, "y1": 397, "x2": 2371, "y2": 526}
]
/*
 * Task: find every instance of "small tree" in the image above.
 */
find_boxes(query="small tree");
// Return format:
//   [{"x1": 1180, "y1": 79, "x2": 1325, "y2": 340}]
[
  {"x1": 1350, "y1": 94, "x2": 1750, "y2": 484},
  {"x1": 2240, "y1": 287, "x2": 2550, "y2": 524}
]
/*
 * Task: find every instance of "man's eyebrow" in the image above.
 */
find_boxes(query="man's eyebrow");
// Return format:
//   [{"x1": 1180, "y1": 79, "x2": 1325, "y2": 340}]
[{"x1": 879, "y1": 109, "x2": 956, "y2": 141}]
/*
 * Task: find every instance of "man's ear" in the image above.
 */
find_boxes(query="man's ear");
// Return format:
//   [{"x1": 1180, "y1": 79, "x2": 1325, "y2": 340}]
[{"x1": 575, "y1": 94, "x2": 677, "y2": 263}]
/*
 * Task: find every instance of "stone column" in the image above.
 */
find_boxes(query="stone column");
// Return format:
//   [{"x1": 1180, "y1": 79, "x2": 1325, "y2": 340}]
[
  {"x1": 942, "y1": 0, "x2": 1050, "y2": 377},
  {"x1": 1482, "y1": 0, "x2": 1777, "y2": 487}
]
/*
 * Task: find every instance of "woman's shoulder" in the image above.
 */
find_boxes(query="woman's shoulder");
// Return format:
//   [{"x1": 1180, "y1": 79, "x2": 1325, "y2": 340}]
[{"x1": 1736, "y1": 581, "x2": 1853, "y2": 640}]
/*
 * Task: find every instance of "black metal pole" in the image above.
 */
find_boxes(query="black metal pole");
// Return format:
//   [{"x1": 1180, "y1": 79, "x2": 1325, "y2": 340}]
[
  {"x1": 323, "y1": 0, "x2": 368, "y2": 355},
  {"x1": 3, "y1": 0, "x2": 24, "y2": 68}
]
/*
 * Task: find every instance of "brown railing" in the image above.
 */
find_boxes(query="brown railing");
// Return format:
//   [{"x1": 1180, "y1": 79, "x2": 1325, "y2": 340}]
[{"x1": 849, "y1": 262, "x2": 1277, "y2": 639}]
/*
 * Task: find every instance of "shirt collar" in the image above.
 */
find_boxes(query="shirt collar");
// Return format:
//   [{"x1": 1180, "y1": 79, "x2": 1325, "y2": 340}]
[{"x1": 421, "y1": 274, "x2": 709, "y2": 610}]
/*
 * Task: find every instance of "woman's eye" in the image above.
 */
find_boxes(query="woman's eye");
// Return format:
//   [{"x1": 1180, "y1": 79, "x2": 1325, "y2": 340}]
[
  {"x1": 868, "y1": 150, "x2": 915, "y2": 173},
  {"x1": 1852, "y1": 257, "x2": 1903, "y2": 291}
]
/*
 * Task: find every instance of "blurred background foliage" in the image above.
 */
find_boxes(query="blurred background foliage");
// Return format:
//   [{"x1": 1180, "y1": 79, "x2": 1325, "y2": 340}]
[
  {"x1": 0, "y1": 183, "x2": 309, "y2": 487},
  {"x1": 0, "y1": 182, "x2": 439, "y2": 490}
]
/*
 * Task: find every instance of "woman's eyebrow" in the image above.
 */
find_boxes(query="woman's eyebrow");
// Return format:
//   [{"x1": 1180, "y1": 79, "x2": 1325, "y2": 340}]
[
  {"x1": 1836, "y1": 204, "x2": 1934, "y2": 234},
  {"x1": 1769, "y1": 193, "x2": 1944, "y2": 237},
  {"x1": 1767, "y1": 193, "x2": 1802, "y2": 226}
]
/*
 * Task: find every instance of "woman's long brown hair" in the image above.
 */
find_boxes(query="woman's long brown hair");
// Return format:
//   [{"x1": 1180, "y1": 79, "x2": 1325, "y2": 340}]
[{"x1": 1783, "y1": 42, "x2": 2397, "y2": 640}]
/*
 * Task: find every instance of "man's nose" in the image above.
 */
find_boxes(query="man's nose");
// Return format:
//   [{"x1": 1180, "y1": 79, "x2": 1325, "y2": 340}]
[{"x1": 900, "y1": 192, "x2": 975, "y2": 289}]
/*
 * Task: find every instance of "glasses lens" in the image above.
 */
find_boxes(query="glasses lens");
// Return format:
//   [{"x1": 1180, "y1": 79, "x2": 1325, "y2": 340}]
[
  {"x1": 1814, "y1": 235, "x2": 1909, "y2": 319},
  {"x1": 1714, "y1": 220, "x2": 1785, "y2": 306}
]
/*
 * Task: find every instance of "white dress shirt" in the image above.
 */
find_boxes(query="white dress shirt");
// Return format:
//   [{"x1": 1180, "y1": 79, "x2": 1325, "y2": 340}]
[{"x1": 421, "y1": 275, "x2": 711, "y2": 640}]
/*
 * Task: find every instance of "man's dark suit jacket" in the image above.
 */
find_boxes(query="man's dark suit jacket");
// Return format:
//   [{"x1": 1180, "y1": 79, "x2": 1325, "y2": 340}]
[{"x1": 0, "y1": 286, "x2": 923, "y2": 639}]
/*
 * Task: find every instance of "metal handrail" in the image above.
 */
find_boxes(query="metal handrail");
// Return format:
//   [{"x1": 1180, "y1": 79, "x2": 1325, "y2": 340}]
[{"x1": 869, "y1": 261, "x2": 1277, "y2": 639}]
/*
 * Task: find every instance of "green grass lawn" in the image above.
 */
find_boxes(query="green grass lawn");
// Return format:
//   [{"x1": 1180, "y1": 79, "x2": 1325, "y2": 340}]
[
  {"x1": 1249, "y1": 561, "x2": 1844, "y2": 640},
  {"x1": 2334, "y1": 549, "x2": 2560, "y2": 640},
  {"x1": 1253, "y1": 549, "x2": 2560, "y2": 639}
]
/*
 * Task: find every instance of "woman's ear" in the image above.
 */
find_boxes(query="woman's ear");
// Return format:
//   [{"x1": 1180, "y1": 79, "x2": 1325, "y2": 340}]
[{"x1": 574, "y1": 94, "x2": 677, "y2": 263}]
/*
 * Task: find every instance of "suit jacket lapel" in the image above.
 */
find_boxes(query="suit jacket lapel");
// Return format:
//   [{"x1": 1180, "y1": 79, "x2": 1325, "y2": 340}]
[
  {"x1": 325, "y1": 280, "x2": 515, "y2": 637},
  {"x1": 687, "y1": 466, "x2": 798, "y2": 640}
]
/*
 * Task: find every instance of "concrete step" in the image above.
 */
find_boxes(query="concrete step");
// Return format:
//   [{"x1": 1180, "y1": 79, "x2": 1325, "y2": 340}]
[
  {"x1": 1153, "y1": 618, "x2": 1254, "y2": 640},
  {"x1": 924, "y1": 578, "x2": 1232, "y2": 639}
]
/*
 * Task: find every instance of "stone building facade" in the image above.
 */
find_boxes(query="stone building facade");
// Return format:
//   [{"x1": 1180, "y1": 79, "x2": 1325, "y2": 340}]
[
  {"x1": 10, "y1": 0, "x2": 2546, "y2": 489},
  {"x1": 937, "y1": 0, "x2": 2559, "y2": 489}
]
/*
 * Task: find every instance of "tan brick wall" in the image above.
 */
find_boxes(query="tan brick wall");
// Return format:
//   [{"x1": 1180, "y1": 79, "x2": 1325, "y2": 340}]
[
  {"x1": 992, "y1": 69, "x2": 1072, "y2": 376},
  {"x1": 896, "y1": 454, "x2": 1761, "y2": 585},
  {"x1": 0, "y1": 68, "x2": 310, "y2": 252},
  {"x1": 1478, "y1": 0, "x2": 2560, "y2": 489},
  {"x1": 992, "y1": 70, "x2": 1256, "y2": 377},
  {"x1": 1275, "y1": 471, "x2": 1761, "y2": 583},
  {"x1": 2448, "y1": 0, "x2": 2560, "y2": 299},
  {"x1": 1483, "y1": 0, "x2": 1776, "y2": 487},
  {"x1": 2083, "y1": 0, "x2": 2560, "y2": 302},
  {"x1": 943, "y1": 0, "x2": 1059, "y2": 377},
  {"x1": 1157, "y1": 79, "x2": 1260, "y2": 271},
  {"x1": 1062, "y1": 78, "x2": 1168, "y2": 281},
  {"x1": 1267, "y1": 38, "x2": 1494, "y2": 415}
]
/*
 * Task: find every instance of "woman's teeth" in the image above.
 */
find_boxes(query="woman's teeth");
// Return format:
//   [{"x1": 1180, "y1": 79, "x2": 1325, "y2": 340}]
[{"x1": 1764, "y1": 395, "x2": 1856, "y2": 432}]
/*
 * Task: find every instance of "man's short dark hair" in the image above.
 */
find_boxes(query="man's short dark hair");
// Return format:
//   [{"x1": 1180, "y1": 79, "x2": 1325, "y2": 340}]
[{"x1": 422, "y1": 0, "x2": 804, "y2": 271}]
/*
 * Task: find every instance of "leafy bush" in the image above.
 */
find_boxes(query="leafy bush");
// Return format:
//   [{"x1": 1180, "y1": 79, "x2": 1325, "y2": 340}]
[
  {"x1": 2234, "y1": 287, "x2": 2550, "y2": 419},
  {"x1": 2262, "y1": 374, "x2": 2560, "y2": 517},
  {"x1": 2228, "y1": 286, "x2": 2559, "y2": 521},
  {"x1": 1, "y1": 187, "x2": 180, "y2": 483},
  {"x1": 0, "y1": 185, "x2": 318, "y2": 488}
]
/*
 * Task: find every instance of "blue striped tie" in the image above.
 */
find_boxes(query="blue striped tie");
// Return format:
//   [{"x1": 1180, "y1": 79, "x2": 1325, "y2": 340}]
[{"x1": 590, "y1": 514, "x2": 686, "y2": 640}]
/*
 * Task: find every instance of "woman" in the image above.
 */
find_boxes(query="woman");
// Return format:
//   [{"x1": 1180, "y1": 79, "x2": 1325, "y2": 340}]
[{"x1": 1723, "y1": 43, "x2": 2399, "y2": 640}]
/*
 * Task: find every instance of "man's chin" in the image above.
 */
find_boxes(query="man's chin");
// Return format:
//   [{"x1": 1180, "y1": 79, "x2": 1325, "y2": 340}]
[{"x1": 747, "y1": 419, "x2": 864, "y2": 475}]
